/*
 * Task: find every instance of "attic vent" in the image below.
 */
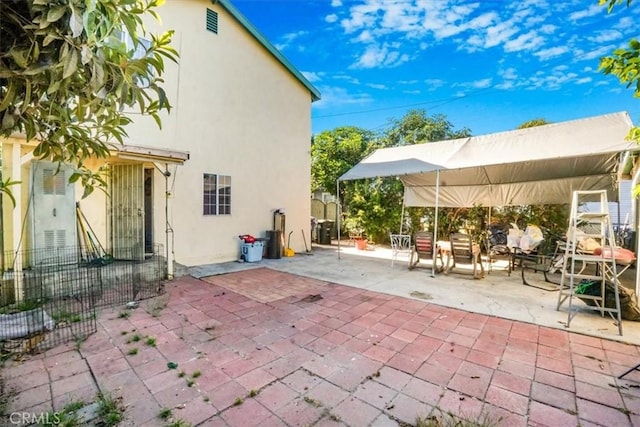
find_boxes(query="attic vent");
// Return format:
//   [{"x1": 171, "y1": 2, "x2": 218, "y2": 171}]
[{"x1": 206, "y1": 8, "x2": 218, "y2": 34}]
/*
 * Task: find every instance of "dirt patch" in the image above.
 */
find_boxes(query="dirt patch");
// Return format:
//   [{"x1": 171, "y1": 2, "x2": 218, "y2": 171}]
[{"x1": 409, "y1": 291, "x2": 433, "y2": 300}]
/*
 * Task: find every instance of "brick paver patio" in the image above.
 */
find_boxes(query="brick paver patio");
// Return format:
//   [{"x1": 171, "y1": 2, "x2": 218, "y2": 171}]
[{"x1": 3, "y1": 267, "x2": 640, "y2": 426}]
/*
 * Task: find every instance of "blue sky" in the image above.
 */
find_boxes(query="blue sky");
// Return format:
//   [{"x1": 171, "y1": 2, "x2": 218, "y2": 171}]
[{"x1": 233, "y1": 0, "x2": 640, "y2": 137}]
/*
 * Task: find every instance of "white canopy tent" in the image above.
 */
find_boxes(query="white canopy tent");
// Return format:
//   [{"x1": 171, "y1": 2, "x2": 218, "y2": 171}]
[
  {"x1": 337, "y1": 111, "x2": 638, "y2": 292},
  {"x1": 340, "y1": 111, "x2": 636, "y2": 207}
]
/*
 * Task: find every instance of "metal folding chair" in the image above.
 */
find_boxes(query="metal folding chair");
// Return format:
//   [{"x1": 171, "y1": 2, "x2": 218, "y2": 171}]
[{"x1": 390, "y1": 233, "x2": 411, "y2": 268}]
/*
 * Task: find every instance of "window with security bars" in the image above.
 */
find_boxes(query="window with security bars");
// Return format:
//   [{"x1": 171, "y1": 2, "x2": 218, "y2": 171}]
[{"x1": 203, "y1": 174, "x2": 231, "y2": 215}]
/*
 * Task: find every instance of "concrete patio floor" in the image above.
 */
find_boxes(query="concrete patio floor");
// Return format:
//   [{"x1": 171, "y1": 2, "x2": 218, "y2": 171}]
[{"x1": 3, "y1": 244, "x2": 640, "y2": 426}]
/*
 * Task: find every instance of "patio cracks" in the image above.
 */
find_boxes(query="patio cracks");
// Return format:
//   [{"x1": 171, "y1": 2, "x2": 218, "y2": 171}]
[{"x1": 3, "y1": 269, "x2": 640, "y2": 426}]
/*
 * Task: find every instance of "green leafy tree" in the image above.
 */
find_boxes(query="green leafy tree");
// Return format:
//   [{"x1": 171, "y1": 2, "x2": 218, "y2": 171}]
[
  {"x1": 380, "y1": 110, "x2": 473, "y2": 241},
  {"x1": 311, "y1": 126, "x2": 377, "y2": 202},
  {"x1": 383, "y1": 110, "x2": 471, "y2": 147},
  {"x1": 516, "y1": 118, "x2": 547, "y2": 129},
  {"x1": 600, "y1": 0, "x2": 640, "y2": 198},
  {"x1": 351, "y1": 110, "x2": 471, "y2": 243},
  {"x1": 0, "y1": 0, "x2": 178, "y2": 198}
]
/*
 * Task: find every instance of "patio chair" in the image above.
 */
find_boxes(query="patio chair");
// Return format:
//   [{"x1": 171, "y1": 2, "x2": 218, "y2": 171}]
[
  {"x1": 390, "y1": 233, "x2": 412, "y2": 267},
  {"x1": 408, "y1": 231, "x2": 435, "y2": 270},
  {"x1": 486, "y1": 223, "x2": 512, "y2": 275},
  {"x1": 448, "y1": 232, "x2": 484, "y2": 279}
]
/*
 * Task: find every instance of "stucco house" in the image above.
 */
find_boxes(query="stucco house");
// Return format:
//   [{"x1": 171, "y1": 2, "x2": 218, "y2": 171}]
[{"x1": 1, "y1": 0, "x2": 321, "y2": 278}]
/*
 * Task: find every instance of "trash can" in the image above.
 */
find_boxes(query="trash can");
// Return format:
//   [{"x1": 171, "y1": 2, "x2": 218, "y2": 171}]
[
  {"x1": 317, "y1": 220, "x2": 334, "y2": 245},
  {"x1": 265, "y1": 230, "x2": 282, "y2": 259},
  {"x1": 241, "y1": 241, "x2": 263, "y2": 262}
]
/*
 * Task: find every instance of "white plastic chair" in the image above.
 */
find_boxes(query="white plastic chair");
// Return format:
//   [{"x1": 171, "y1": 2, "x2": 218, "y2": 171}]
[{"x1": 390, "y1": 234, "x2": 412, "y2": 267}]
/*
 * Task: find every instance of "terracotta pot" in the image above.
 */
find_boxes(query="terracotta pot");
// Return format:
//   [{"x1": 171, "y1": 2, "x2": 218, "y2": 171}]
[{"x1": 355, "y1": 238, "x2": 368, "y2": 250}]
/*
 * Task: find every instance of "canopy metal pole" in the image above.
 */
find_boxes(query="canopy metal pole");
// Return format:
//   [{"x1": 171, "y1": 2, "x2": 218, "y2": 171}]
[
  {"x1": 337, "y1": 180, "x2": 341, "y2": 260},
  {"x1": 399, "y1": 192, "x2": 406, "y2": 235},
  {"x1": 432, "y1": 170, "x2": 440, "y2": 277}
]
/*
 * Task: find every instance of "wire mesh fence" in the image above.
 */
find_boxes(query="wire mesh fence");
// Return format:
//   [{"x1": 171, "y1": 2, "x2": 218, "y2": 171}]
[{"x1": 0, "y1": 244, "x2": 166, "y2": 354}]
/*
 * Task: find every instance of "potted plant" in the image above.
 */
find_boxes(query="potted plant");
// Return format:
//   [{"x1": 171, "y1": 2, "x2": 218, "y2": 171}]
[{"x1": 344, "y1": 216, "x2": 366, "y2": 249}]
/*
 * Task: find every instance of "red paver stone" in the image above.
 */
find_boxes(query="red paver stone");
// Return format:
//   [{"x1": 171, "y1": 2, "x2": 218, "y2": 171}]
[
  {"x1": 302, "y1": 357, "x2": 341, "y2": 378},
  {"x1": 484, "y1": 385, "x2": 528, "y2": 415},
  {"x1": 236, "y1": 368, "x2": 277, "y2": 392},
  {"x1": 386, "y1": 392, "x2": 433, "y2": 425},
  {"x1": 10, "y1": 370, "x2": 50, "y2": 390},
  {"x1": 153, "y1": 382, "x2": 200, "y2": 408},
  {"x1": 378, "y1": 335, "x2": 408, "y2": 352},
  {"x1": 575, "y1": 381, "x2": 625, "y2": 408},
  {"x1": 275, "y1": 397, "x2": 325, "y2": 426},
  {"x1": 353, "y1": 380, "x2": 397, "y2": 408},
  {"x1": 53, "y1": 384, "x2": 99, "y2": 411},
  {"x1": 481, "y1": 403, "x2": 527, "y2": 427},
  {"x1": 255, "y1": 381, "x2": 298, "y2": 411},
  {"x1": 282, "y1": 369, "x2": 322, "y2": 393},
  {"x1": 490, "y1": 370, "x2": 532, "y2": 396},
  {"x1": 401, "y1": 377, "x2": 443, "y2": 406},
  {"x1": 306, "y1": 379, "x2": 350, "y2": 408},
  {"x1": 363, "y1": 343, "x2": 396, "y2": 363},
  {"x1": 577, "y1": 398, "x2": 632, "y2": 426},
  {"x1": 123, "y1": 398, "x2": 163, "y2": 425},
  {"x1": 437, "y1": 389, "x2": 484, "y2": 422},
  {"x1": 332, "y1": 397, "x2": 382, "y2": 426},
  {"x1": 9, "y1": 383, "x2": 52, "y2": 411},
  {"x1": 386, "y1": 352, "x2": 423, "y2": 375},
  {"x1": 50, "y1": 371, "x2": 95, "y2": 397},
  {"x1": 220, "y1": 398, "x2": 273, "y2": 427},
  {"x1": 498, "y1": 358, "x2": 535, "y2": 379},
  {"x1": 530, "y1": 381, "x2": 576, "y2": 413},
  {"x1": 205, "y1": 380, "x2": 248, "y2": 411},
  {"x1": 466, "y1": 349, "x2": 501, "y2": 369},
  {"x1": 374, "y1": 366, "x2": 412, "y2": 391}
]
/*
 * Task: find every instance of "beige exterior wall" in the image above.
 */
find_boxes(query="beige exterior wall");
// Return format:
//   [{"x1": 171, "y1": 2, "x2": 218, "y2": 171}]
[
  {"x1": 1, "y1": 0, "x2": 315, "y2": 267},
  {"x1": 123, "y1": 0, "x2": 314, "y2": 265}
]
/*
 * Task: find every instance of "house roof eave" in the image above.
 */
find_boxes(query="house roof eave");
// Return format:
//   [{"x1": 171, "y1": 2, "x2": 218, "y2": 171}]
[{"x1": 212, "y1": 0, "x2": 321, "y2": 102}]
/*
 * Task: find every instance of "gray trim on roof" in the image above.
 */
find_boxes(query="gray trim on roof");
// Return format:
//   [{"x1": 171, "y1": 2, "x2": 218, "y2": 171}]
[{"x1": 213, "y1": 0, "x2": 321, "y2": 102}]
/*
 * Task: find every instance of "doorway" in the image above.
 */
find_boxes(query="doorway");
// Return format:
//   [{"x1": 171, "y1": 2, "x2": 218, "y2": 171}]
[
  {"x1": 144, "y1": 168, "x2": 153, "y2": 254},
  {"x1": 109, "y1": 164, "x2": 144, "y2": 260}
]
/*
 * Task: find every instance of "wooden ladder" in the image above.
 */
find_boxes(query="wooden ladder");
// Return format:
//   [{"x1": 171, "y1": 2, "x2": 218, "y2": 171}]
[{"x1": 556, "y1": 190, "x2": 623, "y2": 335}]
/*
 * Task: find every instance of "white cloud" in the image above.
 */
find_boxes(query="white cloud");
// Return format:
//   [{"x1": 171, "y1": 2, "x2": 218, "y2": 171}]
[
  {"x1": 351, "y1": 43, "x2": 410, "y2": 69},
  {"x1": 500, "y1": 67, "x2": 518, "y2": 80},
  {"x1": 302, "y1": 71, "x2": 323, "y2": 82},
  {"x1": 503, "y1": 30, "x2": 544, "y2": 53},
  {"x1": 616, "y1": 17, "x2": 635, "y2": 30},
  {"x1": 274, "y1": 31, "x2": 308, "y2": 51},
  {"x1": 568, "y1": 4, "x2": 602, "y2": 21},
  {"x1": 311, "y1": 86, "x2": 373, "y2": 109},
  {"x1": 574, "y1": 45, "x2": 616, "y2": 61},
  {"x1": 454, "y1": 77, "x2": 492, "y2": 90},
  {"x1": 588, "y1": 30, "x2": 622, "y2": 43},
  {"x1": 574, "y1": 77, "x2": 592, "y2": 85},
  {"x1": 483, "y1": 21, "x2": 519, "y2": 49},
  {"x1": 424, "y1": 78, "x2": 445, "y2": 89},
  {"x1": 398, "y1": 79, "x2": 419, "y2": 85},
  {"x1": 325, "y1": 14, "x2": 338, "y2": 24},
  {"x1": 534, "y1": 45, "x2": 569, "y2": 61},
  {"x1": 539, "y1": 24, "x2": 556, "y2": 34},
  {"x1": 366, "y1": 83, "x2": 387, "y2": 90},
  {"x1": 331, "y1": 0, "x2": 342, "y2": 6},
  {"x1": 471, "y1": 78, "x2": 492, "y2": 88}
]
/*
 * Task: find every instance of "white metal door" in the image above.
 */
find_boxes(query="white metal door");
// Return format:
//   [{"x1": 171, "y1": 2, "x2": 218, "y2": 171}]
[
  {"x1": 30, "y1": 161, "x2": 77, "y2": 265},
  {"x1": 109, "y1": 164, "x2": 144, "y2": 260}
]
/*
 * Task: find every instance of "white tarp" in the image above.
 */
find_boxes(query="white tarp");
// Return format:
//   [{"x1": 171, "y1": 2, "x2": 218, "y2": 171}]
[
  {"x1": 339, "y1": 111, "x2": 637, "y2": 207},
  {"x1": 0, "y1": 308, "x2": 55, "y2": 340}
]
